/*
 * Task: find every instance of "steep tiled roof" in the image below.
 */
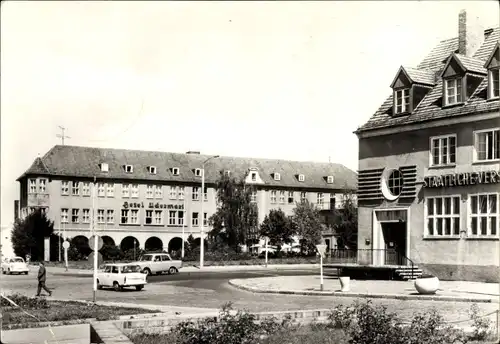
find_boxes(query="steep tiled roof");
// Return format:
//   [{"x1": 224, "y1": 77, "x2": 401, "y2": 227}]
[
  {"x1": 24, "y1": 157, "x2": 51, "y2": 176},
  {"x1": 404, "y1": 67, "x2": 436, "y2": 85},
  {"x1": 17, "y1": 145, "x2": 358, "y2": 191},
  {"x1": 453, "y1": 54, "x2": 488, "y2": 74},
  {"x1": 356, "y1": 27, "x2": 500, "y2": 133}
]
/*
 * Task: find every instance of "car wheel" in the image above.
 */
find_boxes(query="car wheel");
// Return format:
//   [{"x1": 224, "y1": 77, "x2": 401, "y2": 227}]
[
  {"x1": 135, "y1": 285, "x2": 144, "y2": 291},
  {"x1": 8, "y1": 269, "x2": 11, "y2": 275},
  {"x1": 168, "y1": 267, "x2": 178, "y2": 275},
  {"x1": 24, "y1": 271, "x2": 29, "y2": 275},
  {"x1": 113, "y1": 282, "x2": 122, "y2": 292},
  {"x1": 97, "y1": 279, "x2": 102, "y2": 290},
  {"x1": 143, "y1": 268, "x2": 151, "y2": 276}
]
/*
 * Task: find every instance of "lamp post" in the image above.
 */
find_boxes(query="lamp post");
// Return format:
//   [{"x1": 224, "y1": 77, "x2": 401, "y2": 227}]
[
  {"x1": 315, "y1": 243, "x2": 327, "y2": 291},
  {"x1": 200, "y1": 155, "x2": 219, "y2": 268}
]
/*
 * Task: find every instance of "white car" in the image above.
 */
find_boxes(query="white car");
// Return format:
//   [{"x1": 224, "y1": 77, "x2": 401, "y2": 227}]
[
  {"x1": 96, "y1": 263, "x2": 147, "y2": 291},
  {"x1": 134, "y1": 253, "x2": 183, "y2": 276},
  {"x1": 2, "y1": 257, "x2": 29, "y2": 275}
]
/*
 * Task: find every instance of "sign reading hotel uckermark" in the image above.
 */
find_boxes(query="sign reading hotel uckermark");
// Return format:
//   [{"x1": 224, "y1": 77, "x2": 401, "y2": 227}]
[
  {"x1": 423, "y1": 170, "x2": 500, "y2": 188},
  {"x1": 122, "y1": 201, "x2": 184, "y2": 210}
]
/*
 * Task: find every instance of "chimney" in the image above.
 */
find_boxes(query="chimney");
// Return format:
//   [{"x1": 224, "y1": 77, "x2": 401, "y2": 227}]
[
  {"x1": 186, "y1": 151, "x2": 200, "y2": 155},
  {"x1": 458, "y1": 9, "x2": 484, "y2": 57}
]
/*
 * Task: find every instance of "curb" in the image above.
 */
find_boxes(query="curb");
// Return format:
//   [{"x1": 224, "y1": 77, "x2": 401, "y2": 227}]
[{"x1": 228, "y1": 280, "x2": 497, "y2": 303}]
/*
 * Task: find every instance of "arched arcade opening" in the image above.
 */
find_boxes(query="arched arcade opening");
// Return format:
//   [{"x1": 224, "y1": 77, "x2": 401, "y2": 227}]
[{"x1": 145, "y1": 237, "x2": 163, "y2": 252}]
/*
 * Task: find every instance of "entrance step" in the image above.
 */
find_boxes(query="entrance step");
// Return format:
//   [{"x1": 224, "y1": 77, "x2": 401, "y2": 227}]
[{"x1": 394, "y1": 266, "x2": 423, "y2": 280}]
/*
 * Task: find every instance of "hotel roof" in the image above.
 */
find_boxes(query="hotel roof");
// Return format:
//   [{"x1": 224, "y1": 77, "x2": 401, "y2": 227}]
[
  {"x1": 18, "y1": 145, "x2": 357, "y2": 191},
  {"x1": 356, "y1": 27, "x2": 500, "y2": 134}
]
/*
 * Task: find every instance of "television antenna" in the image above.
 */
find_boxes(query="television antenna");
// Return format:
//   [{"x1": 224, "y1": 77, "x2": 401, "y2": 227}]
[{"x1": 56, "y1": 126, "x2": 71, "y2": 145}]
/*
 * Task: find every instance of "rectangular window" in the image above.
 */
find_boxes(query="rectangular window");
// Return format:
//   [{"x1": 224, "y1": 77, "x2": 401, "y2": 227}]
[
  {"x1": 29, "y1": 179, "x2": 37, "y2": 193},
  {"x1": 97, "y1": 209, "x2": 105, "y2": 224},
  {"x1": 97, "y1": 183, "x2": 105, "y2": 197},
  {"x1": 82, "y1": 209, "x2": 90, "y2": 223},
  {"x1": 425, "y1": 196, "x2": 460, "y2": 237},
  {"x1": 317, "y1": 193, "x2": 324, "y2": 205},
  {"x1": 61, "y1": 181, "x2": 69, "y2": 195},
  {"x1": 169, "y1": 211, "x2": 177, "y2": 225},
  {"x1": 169, "y1": 186, "x2": 177, "y2": 199},
  {"x1": 145, "y1": 210, "x2": 153, "y2": 225},
  {"x1": 82, "y1": 182, "x2": 90, "y2": 196},
  {"x1": 72, "y1": 209, "x2": 79, "y2": 223},
  {"x1": 178, "y1": 211, "x2": 184, "y2": 226},
  {"x1": 288, "y1": 191, "x2": 294, "y2": 204},
  {"x1": 444, "y1": 78, "x2": 462, "y2": 105},
  {"x1": 61, "y1": 208, "x2": 69, "y2": 223},
  {"x1": 279, "y1": 191, "x2": 285, "y2": 204},
  {"x1": 130, "y1": 209, "x2": 139, "y2": 224},
  {"x1": 251, "y1": 172, "x2": 257, "y2": 181},
  {"x1": 146, "y1": 185, "x2": 154, "y2": 199},
  {"x1": 474, "y1": 129, "x2": 500, "y2": 162},
  {"x1": 178, "y1": 187, "x2": 185, "y2": 200},
  {"x1": 192, "y1": 212, "x2": 199, "y2": 226},
  {"x1": 203, "y1": 213, "x2": 208, "y2": 226},
  {"x1": 106, "y1": 183, "x2": 114, "y2": 197},
  {"x1": 395, "y1": 88, "x2": 410, "y2": 114},
  {"x1": 270, "y1": 191, "x2": 277, "y2": 204},
  {"x1": 192, "y1": 187, "x2": 200, "y2": 201},
  {"x1": 72, "y1": 181, "x2": 80, "y2": 195},
  {"x1": 154, "y1": 210, "x2": 163, "y2": 225},
  {"x1": 300, "y1": 192, "x2": 307, "y2": 203},
  {"x1": 38, "y1": 179, "x2": 47, "y2": 193},
  {"x1": 155, "y1": 185, "x2": 162, "y2": 199},
  {"x1": 131, "y1": 184, "x2": 139, "y2": 198},
  {"x1": 204, "y1": 186, "x2": 208, "y2": 201},
  {"x1": 430, "y1": 135, "x2": 457, "y2": 166},
  {"x1": 106, "y1": 209, "x2": 114, "y2": 224},
  {"x1": 122, "y1": 184, "x2": 130, "y2": 198},
  {"x1": 121, "y1": 209, "x2": 129, "y2": 224},
  {"x1": 469, "y1": 193, "x2": 498, "y2": 237},
  {"x1": 251, "y1": 190, "x2": 257, "y2": 203},
  {"x1": 490, "y1": 68, "x2": 500, "y2": 99}
]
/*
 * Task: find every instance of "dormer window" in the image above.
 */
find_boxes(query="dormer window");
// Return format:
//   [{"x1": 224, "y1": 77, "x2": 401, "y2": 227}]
[
  {"x1": 444, "y1": 77, "x2": 463, "y2": 105},
  {"x1": 394, "y1": 89, "x2": 410, "y2": 114},
  {"x1": 172, "y1": 167, "x2": 180, "y2": 176},
  {"x1": 489, "y1": 68, "x2": 499, "y2": 99},
  {"x1": 124, "y1": 165, "x2": 133, "y2": 173},
  {"x1": 298, "y1": 174, "x2": 305, "y2": 182},
  {"x1": 251, "y1": 172, "x2": 257, "y2": 181},
  {"x1": 148, "y1": 166, "x2": 157, "y2": 174},
  {"x1": 326, "y1": 175, "x2": 334, "y2": 184},
  {"x1": 194, "y1": 168, "x2": 202, "y2": 177},
  {"x1": 100, "y1": 163, "x2": 109, "y2": 172},
  {"x1": 274, "y1": 173, "x2": 281, "y2": 181}
]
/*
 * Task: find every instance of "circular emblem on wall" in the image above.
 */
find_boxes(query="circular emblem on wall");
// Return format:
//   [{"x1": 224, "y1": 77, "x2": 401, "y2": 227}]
[{"x1": 380, "y1": 168, "x2": 404, "y2": 201}]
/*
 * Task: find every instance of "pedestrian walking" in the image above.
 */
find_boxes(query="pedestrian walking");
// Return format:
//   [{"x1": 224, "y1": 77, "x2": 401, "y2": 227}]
[{"x1": 36, "y1": 261, "x2": 52, "y2": 297}]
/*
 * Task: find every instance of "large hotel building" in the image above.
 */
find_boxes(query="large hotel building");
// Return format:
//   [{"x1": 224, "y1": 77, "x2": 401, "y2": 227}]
[
  {"x1": 355, "y1": 11, "x2": 499, "y2": 282},
  {"x1": 16, "y1": 145, "x2": 357, "y2": 259}
]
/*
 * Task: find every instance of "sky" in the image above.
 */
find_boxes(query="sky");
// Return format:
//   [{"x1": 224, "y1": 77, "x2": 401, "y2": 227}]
[{"x1": 1, "y1": 1, "x2": 499, "y2": 229}]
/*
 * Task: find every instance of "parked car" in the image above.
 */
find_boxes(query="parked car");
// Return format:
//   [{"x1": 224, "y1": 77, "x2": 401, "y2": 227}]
[
  {"x1": 134, "y1": 253, "x2": 182, "y2": 276},
  {"x1": 96, "y1": 263, "x2": 147, "y2": 291},
  {"x1": 2, "y1": 257, "x2": 29, "y2": 275}
]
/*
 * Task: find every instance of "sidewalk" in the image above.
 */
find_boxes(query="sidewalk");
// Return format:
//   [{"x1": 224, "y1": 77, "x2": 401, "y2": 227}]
[{"x1": 229, "y1": 275, "x2": 500, "y2": 303}]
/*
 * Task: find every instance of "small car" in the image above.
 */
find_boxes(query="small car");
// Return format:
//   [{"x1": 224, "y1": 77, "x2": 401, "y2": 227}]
[
  {"x1": 96, "y1": 263, "x2": 147, "y2": 291},
  {"x1": 2, "y1": 257, "x2": 29, "y2": 275},
  {"x1": 133, "y1": 253, "x2": 183, "y2": 276}
]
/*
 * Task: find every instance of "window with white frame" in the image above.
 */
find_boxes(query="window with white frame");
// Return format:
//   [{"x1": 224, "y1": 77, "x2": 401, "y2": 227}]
[
  {"x1": 148, "y1": 166, "x2": 157, "y2": 174},
  {"x1": 394, "y1": 88, "x2": 410, "y2": 114},
  {"x1": 172, "y1": 167, "x2": 180, "y2": 176},
  {"x1": 203, "y1": 213, "x2": 208, "y2": 226},
  {"x1": 155, "y1": 185, "x2": 162, "y2": 199},
  {"x1": 469, "y1": 193, "x2": 498, "y2": 237},
  {"x1": 489, "y1": 68, "x2": 499, "y2": 99},
  {"x1": 444, "y1": 77, "x2": 462, "y2": 105},
  {"x1": 106, "y1": 209, "x2": 114, "y2": 224},
  {"x1": 146, "y1": 185, "x2": 154, "y2": 199},
  {"x1": 251, "y1": 172, "x2": 257, "y2": 181},
  {"x1": 97, "y1": 183, "x2": 105, "y2": 197},
  {"x1": 298, "y1": 174, "x2": 305, "y2": 182},
  {"x1": 82, "y1": 209, "x2": 90, "y2": 223},
  {"x1": 72, "y1": 209, "x2": 80, "y2": 223},
  {"x1": 195, "y1": 168, "x2": 202, "y2": 177},
  {"x1": 169, "y1": 186, "x2": 177, "y2": 199},
  {"x1": 426, "y1": 196, "x2": 460, "y2": 236},
  {"x1": 82, "y1": 182, "x2": 90, "y2": 196},
  {"x1": 145, "y1": 210, "x2": 153, "y2": 225},
  {"x1": 178, "y1": 211, "x2": 184, "y2": 226},
  {"x1": 72, "y1": 181, "x2": 80, "y2": 195},
  {"x1": 61, "y1": 181, "x2": 69, "y2": 195},
  {"x1": 300, "y1": 192, "x2": 307, "y2": 203},
  {"x1": 106, "y1": 183, "x2": 114, "y2": 197},
  {"x1": 39, "y1": 179, "x2": 47, "y2": 193},
  {"x1": 317, "y1": 193, "x2": 324, "y2": 205},
  {"x1": 192, "y1": 187, "x2": 200, "y2": 201},
  {"x1": 270, "y1": 191, "x2": 277, "y2": 204},
  {"x1": 169, "y1": 211, "x2": 176, "y2": 225},
  {"x1": 122, "y1": 184, "x2": 130, "y2": 198},
  {"x1": 97, "y1": 209, "x2": 105, "y2": 224},
  {"x1": 279, "y1": 191, "x2": 285, "y2": 204},
  {"x1": 61, "y1": 208, "x2": 69, "y2": 223},
  {"x1": 124, "y1": 165, "x2": 133, "y2": 173},
  {"x1": 251, "y1": 190, "x2": 257, "y2": 203},
  {"x1": 154, "y1": 210, "x2": 163, "y2": 225},
  {"x1": 131, "y1": 184, "x2": 139, "y2": 198},
  {"x1": 192, "y1": 212, "x2": 199, "y2": 226},
  {"x1": 274, "y1": 173, "x2": 281, "y2": 181},
  {"x1": 288, "y1": 191, "x2": 294, "y2": 204},
  {"x1": 178, "y1": 187, "x2": 185, "y2": 200},
  {"x1": 474, "y1": 129, "x2": 499, "y2": 161},
  {"x1": 130, "y1": 209, "x2": 139, "y2": 224},
  {"x1": 29, "y1": 179, "x2": 37, "y2": 193},
  {"x1": 121, "y1": 209, "x2": 129, "y2": 224},
  {"x1": 430, "y1": 135, "x2": 456, "y2": 166}
]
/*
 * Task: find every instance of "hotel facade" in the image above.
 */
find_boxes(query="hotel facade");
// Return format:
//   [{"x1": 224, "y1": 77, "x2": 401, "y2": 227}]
[
  {"x1": 16, "y1": 145, "x2": 357, "y2": 260},
  {"x1": 355, "y1": 11, "x2": 499, "y2": 282}
]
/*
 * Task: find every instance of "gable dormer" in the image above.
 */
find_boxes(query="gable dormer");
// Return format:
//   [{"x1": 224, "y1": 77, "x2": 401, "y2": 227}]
[
  {"x1": 245, "y1": 167, "x2": 264, "y2": 184},
  {"x1": 440, "y1": 53, "x2": 487, "y2": 106},
  {"x1": 171, "y1": 167, "x2": 180, "y2": 176},
  {"x1": 100, "y1": 163, "x2": 109, "y2": 173},
  {"x1": 390, "y1": 66, "x2": 435, "y2": 116},
  {"x1": 484, "y1": 42, "x2": 500, "y2": 100},
  {"x1": 194, "y1": 168, "x2": 202, "y2": 177},
  {"x1": 297, "y1": 174, "x2": 305, "y2": 182},
  {"x1": 124, "y1": 164, "x2": 133, "y2": 173},
  {"x1": 273, "y1": 172, "x2": 281, "y2": 181}
]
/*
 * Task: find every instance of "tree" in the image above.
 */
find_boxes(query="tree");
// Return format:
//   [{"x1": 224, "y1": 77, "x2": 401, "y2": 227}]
[
  {"x1": 209, "y1": 171, "x2": 259, "y2": 252},
  {"x1": 259, "y1": 209, "x2": 295, "y2": 252},
  {"x1": 291, "y1": 200, "x2": 325, "y2": 255},
  {"x1": 333, "y1": 190, "x2": 358, "y2": 249},
  {"x1": 11, "y1": 209, "x2": 55, "y2": 261}
]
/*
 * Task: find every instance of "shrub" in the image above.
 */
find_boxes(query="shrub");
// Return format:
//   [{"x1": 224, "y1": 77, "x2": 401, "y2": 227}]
[
  {"x1": 468, "y1": 303, "x2": 492, "y2": 341},
  {"x1": 0, "y1": 293, "x2": 49, "y2": 309}
]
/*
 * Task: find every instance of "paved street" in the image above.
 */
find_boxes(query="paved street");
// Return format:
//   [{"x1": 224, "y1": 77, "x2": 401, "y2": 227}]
[{"x1": 1, "y1": 268, "x2": 498, "y2": 325}]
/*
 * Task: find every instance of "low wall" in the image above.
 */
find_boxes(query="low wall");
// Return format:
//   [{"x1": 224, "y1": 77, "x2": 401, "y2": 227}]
[{"x1": 420, "y1": 264, "x2": 500, "y2": 283}]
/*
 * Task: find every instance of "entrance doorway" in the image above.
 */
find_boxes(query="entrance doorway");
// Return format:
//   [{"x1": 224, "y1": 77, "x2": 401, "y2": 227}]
[{"x1": 380, "y1": 222, "x2": 407, "y2": 265}]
